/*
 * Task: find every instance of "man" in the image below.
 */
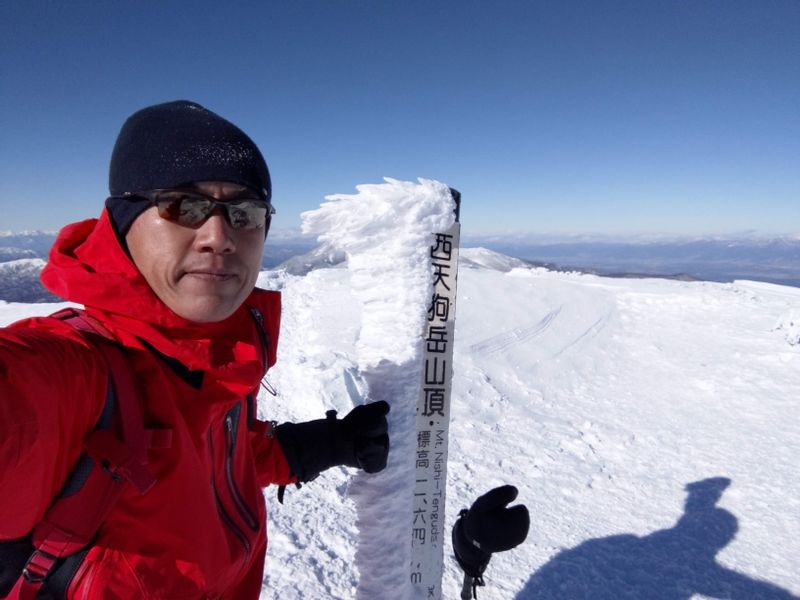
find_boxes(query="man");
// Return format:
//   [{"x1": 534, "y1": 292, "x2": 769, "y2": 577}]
[{"x1": 0, "y1": 100, "x2": 389, "y2": 599}]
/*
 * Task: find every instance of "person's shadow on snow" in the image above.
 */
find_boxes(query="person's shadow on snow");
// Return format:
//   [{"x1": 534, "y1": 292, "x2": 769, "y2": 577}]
[{"x1": 515, "y1": 477, "x2": 798, "y2": 599}]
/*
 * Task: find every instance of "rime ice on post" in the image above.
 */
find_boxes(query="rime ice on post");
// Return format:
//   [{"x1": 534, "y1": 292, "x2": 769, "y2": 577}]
[{"x1": 302, "y1": 179, "x2": 457, "y2": 599}]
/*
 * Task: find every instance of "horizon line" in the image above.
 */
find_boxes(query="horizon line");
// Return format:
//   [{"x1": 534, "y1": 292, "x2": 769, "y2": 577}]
[{"x1": 2, "y1": 228, "x2": 799, "y2": 244}]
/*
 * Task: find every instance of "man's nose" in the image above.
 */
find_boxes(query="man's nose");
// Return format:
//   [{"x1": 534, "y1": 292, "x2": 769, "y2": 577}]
[{"x1": 193, "y1": 209, "x2": 235, "y2": 254}]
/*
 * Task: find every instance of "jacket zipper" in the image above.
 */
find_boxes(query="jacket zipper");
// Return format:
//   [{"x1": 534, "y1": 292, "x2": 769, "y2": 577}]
[
  {"x1": 223, "y1": 404, "x2": 259, "y2": 531},
  {"x1": 249, "y1": 307, "x2": 269, "y2": 372},
  {"x1": 208, "y1": 425, "x2": 251, "y2": 561},
  {"x1": 211, "y1": 480, "x2": 251, "y2": 555}
]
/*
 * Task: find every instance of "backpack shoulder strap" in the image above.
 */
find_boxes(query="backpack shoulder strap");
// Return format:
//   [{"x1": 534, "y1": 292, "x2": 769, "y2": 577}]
[{"x1": 6, "y1": 308, "x2": 168, "y2": 600}]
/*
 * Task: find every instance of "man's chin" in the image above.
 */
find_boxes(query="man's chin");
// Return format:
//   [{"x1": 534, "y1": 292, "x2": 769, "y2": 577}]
[{"x1": 169, "y1": 296, "x2": 242, "y2": 323}]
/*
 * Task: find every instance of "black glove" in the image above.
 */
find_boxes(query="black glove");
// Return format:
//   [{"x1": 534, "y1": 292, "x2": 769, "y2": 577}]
[
  {"x1": 274, "y1": 400, "x2": 390, "y2": 483},
  {"x1": 452, "y1": 485, "x2": 530, "y2": 583}
]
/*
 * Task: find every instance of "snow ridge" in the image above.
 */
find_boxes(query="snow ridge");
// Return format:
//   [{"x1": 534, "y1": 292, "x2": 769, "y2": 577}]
[{"x1": 302, "y1": 178, "x2": 455, "y2": 598}]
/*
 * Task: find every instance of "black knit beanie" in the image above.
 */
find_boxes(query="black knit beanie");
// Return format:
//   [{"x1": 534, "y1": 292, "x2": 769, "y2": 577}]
[{"x1": 106, "y1": 100, "x2": 271, "y2": 238}]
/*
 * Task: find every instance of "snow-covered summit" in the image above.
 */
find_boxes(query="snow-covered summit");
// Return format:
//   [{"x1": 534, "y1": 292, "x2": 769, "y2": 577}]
[
  {"x1": 1, "y1": 179, "x2": 798, "y2": 599},
  {"x1": 260, "y1": 181, "x2": 800, "y2": 598},
  {"x1": 459, "y1": 247, "x2": 531, "y2": 272},
  {"x1": 3, "y1": 244, "x2": 799, "y2": 599},
  {"x1": 0, "y1": 259, "x2": 59, "y2": 303},
  {"x1": 275, "y1": 244, "x2": 347, "y2": 276},
  {"x1": 258, "y1": 254, "x2": 800, "y2": 599},
  {"x1": 279, "y1": 245, "x2": 529, "y2": 277}
]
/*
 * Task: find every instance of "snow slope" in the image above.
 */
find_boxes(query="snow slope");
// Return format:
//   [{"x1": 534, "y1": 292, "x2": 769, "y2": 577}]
[{"x1": 250, "y1": 249, "x2": 800, "y2": 599}]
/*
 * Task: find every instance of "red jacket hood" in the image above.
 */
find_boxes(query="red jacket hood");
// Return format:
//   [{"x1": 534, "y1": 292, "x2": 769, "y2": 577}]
[{"x1": 40, "y1": 209, "x2": 280, "y2": 398}]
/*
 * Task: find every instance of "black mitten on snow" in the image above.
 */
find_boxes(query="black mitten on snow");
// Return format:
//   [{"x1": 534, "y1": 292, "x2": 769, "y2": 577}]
[
  {"x1": 452, "y1": 485, "x2": 530, "y2": 583},
  {"x1": 274, "y1": 400, "x2": 390, "y2": 482}
]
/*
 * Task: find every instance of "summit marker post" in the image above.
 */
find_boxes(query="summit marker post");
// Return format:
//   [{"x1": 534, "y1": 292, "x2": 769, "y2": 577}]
[{"x1": 410, "y1": 188, "x2": 461, "y2": 599}]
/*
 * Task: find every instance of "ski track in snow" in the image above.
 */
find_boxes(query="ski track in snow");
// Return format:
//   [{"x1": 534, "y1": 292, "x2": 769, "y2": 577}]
[
  {"x1": 469, "y1": 306, "x2": 562, "y2": 356},
  {"x1": 3, "y1": 255, "x2": 799, "y2": 599}
]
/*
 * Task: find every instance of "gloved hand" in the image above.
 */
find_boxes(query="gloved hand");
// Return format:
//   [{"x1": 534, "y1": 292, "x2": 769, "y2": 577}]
[
  {"x1": 274, "y1": 400, "x2": 390, "y2": 482},
  {"x1": 452, "y1": 485, "x2": 530, "y2": 583}
]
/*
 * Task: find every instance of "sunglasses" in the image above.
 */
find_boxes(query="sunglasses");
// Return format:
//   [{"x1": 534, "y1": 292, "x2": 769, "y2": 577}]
[{"x1": 116, "y1": 188, "x2": 276, "y2": 230}]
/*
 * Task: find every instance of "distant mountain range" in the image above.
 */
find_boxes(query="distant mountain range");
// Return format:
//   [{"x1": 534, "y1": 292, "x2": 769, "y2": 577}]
[
  {"x1": 463, "y1": 235, "x2": 800, "y2": 288},
  {"x1": 1, "y1": 230, "x2": 798, "y2": 303},
  {"x1": 0, "y1": 259, "x2": 61, "y2": 303},
  {"x1": 0, "y1": 231, "x2": 57, "y2": 261}
]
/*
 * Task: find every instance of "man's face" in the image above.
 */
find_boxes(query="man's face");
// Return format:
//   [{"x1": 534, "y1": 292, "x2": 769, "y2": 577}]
[{"x1": 126, "y1": 181, "x2": 266, "y2": 323}]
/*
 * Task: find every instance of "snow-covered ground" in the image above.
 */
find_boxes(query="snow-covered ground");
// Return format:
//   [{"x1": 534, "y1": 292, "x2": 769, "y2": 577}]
[
  {"x1": 249, "y1": 247, "x2": 800, "y2": 599},
  {"x1": 2, "y1": 180, "x2": 798, "y2": 599}
]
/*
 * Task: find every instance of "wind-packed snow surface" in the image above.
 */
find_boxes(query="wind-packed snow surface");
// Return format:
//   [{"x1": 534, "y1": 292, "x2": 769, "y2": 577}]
[
  {"x1": 2, "y1": 180, "x2": 799, "y2": 599},
  {"x1": 259, "y1": 256, "x2": 800, "y2": 598}
]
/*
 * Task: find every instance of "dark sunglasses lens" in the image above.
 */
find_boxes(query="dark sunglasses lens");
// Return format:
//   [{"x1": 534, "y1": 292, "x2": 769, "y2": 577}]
[
  {"x1": 154, "y1": 193, "x2": 213, "y2": 226},
  {"x1": 226, "y1": 200, "x2": 268, "y2": 229}
]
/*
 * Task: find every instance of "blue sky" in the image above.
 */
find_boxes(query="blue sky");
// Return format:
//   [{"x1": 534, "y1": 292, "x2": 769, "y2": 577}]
[{"x1": 1, "y1": 1, "x2": 798, "y2": 236}]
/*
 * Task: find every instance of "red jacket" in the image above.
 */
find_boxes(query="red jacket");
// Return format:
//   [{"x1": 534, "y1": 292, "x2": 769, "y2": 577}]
[{"x1": 0, "y1": 211, "x2": 294, "y2": 598}]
